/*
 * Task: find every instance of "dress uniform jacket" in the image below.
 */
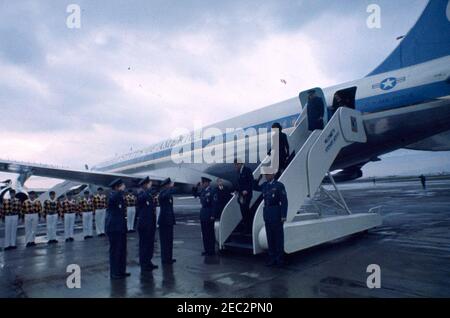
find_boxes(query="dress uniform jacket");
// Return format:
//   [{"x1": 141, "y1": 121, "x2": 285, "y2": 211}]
[
  {"x1": 43, "y1": 199, "x2": 59, "y2": 216},
  {"x1": 136, "y1": 189, "x2": 156, "y2": 230},
  {"x1": 93, "y1": 194, "x2": 107, "y2": 210},
  {"x1": 1, "y1": 198, "x2": 21, "y2": 216},
  {"x1": 79, "y1": 198, "x2": 94, "y2": 213},
  {"x1": 105, "y1": 191, "x2": 127, "y2": 233},
  {"x1": 255, "y1": 180, "x2": 288, "y2": 224},
  {"x1": 22, "y1": 199, "x2": 42, "y2": 217},
  {"x1": 158, "y1": 188, "x2": 176, "y2": 226},
  {"x1": 199, "y1": 187, "x2": 215, "y2": 222}
]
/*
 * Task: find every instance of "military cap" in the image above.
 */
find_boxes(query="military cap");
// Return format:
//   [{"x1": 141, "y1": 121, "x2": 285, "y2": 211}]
[
  {"x1": 138, "y1": 176, "x2": 151, "y2": 186},
  {"x1": 49, "y1": 191, "x2": 56, "y2": 195},
  {"x1": 109, "y1": 178, "x2": 124, "y2": 189},
  {"x1": 160, "y1": 178, "x2": 172, "y2": 187},
  {"x1": 201, "y1": 177, "x2": 212, "y2": 183}
]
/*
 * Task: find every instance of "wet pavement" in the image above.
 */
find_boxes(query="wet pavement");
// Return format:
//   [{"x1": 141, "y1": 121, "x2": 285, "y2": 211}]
[{"x1": 1, "y1": 179, "x2": 450, "y2": 298}]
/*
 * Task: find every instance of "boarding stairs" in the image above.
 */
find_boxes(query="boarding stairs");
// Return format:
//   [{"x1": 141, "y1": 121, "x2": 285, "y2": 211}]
[{"x1": 217, "y1": 106, "x2": 382, "y2": 254}]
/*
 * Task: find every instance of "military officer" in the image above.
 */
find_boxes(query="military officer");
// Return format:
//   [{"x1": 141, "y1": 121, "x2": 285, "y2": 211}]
[
  {"x1": 197, "y1": 177, "x2": 217, "y2": 256},
  {"x1": 2, "y1": 189, "x2": 21, "y2": 250},
  {"x1": 44, "y1": 191, "x2": 59, "y2": 244},
  {"x1": 125, "y1": 189, "x2": 137, "y2": 233},
  {"x1": 93, "y1": 187, "x2": 107, "y2": 236},
  {"x1": 136, "y1": 176, "x2": 158, "y2": 271},
  {"x1": 158, "y1": 178, "x2": 177, "y2": 265},
  {"x1": 105, "y1": 178, "x2": 130, "y2": 279},
  {"x1": 62, "y1": 193, "x2": 78, "y2": 242},
  {"x1": 254, "y1": 168, "x2": 288, "y2": 267},
  {"x1": 22, "y1": 191, "x2": 42, "y2": 247},
  {"x1": 80, "y1": 190, "x2": 94, "y2": 239}
]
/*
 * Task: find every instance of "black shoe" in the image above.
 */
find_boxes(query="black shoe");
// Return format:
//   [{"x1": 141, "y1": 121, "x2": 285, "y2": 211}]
[
  {"x1": 70, "y1": 237, "x2": 74, "y2": 241},
  {"x1": 99, "y1": 233, "x2": 106, "y2": 237},
  {"x1": 265, "y1": 261, "x2": 276, "y2": 267},
  {"x1": 275, "y1": 261, "x2": 286, "y2": 268},
  {"x1": 110, "y1": 275, "x2": 125, "y2": 280},
  {"x1": 84, "y1": 236, "x2": 89, "y2": 240},
  {"x1": 141, "y1": 264, "x2": 158, "y2": 271},
  {"x1": 11, "y1": 246, "x2": 17, "y2": 249},
  {"x1": 4, "y1": 246, "x2": 11, "y2": 251},
  {"x1": 65, "y1": 238, "x2": 71, "y2": 242},
  {"x1": 122, "y1": 272, "x2": 131, "y2": 277},
  {"x1": 201, "y1": 251, "x2": 208, "y2": 256},
  {"x1": 26, "y1": 243, "x2": 33, "y2": 247}
]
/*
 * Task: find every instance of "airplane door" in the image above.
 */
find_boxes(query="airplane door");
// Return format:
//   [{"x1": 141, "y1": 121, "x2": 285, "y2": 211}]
[{"x1": 299, "y1": 87, "x2": 328, "y2": 130}]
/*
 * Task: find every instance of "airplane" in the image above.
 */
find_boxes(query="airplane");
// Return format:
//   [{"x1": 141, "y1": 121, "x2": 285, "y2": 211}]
[{"x1": 1, "y1": 0, "x2": 449, "y2": 197}]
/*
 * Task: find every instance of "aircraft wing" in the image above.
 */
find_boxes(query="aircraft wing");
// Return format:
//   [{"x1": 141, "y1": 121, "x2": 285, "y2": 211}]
[{"x1": 0, "y1": 159, "x2": 163, "y2": 187}]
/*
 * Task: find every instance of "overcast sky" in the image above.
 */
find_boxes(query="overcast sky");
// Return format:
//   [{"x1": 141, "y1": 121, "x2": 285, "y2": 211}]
[{"x1": 1, "y1": 0, "x2": 449, "y2": 187}]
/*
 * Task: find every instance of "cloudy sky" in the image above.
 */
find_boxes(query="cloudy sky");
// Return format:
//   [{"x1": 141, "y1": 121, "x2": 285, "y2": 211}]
[{"x1": 0, "y1": 0, "x2": 449, "y2": 187}]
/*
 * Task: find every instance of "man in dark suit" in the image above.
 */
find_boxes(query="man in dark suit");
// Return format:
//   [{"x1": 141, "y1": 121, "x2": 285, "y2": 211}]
[
  {"x1": 198, "y1": 177, "x2": 216, "y2": 256},
  {"x1": 158, "y1": 178, "x2": 177, "y2": 265},
  {"x1": 234, "y1": 158, "x2": 254, "y2": 234},
  {"x1": 270, "y1": 122, "x2": 290, "y2": 175},
  {"x1": 105, "y1": 178, "x2": 130, "y2": 279},
  {"x1": 306, "y1": 90, "x2": 325, "y2": 131},
  {"x1": 214, "y1": 178, "x2": 232, "y2": 219},
  {"x1": 136, "y1": 176, "x2": 158, "y2": 272}
]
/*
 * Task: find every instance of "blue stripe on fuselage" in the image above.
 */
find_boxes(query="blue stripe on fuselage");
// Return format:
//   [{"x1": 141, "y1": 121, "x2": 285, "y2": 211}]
[
  {"x1": 97, "y1": 80, "x2": 450, "y2": 172},
  {"x1": 357, "y1": 80, "x2": 450, "y2": 112}
]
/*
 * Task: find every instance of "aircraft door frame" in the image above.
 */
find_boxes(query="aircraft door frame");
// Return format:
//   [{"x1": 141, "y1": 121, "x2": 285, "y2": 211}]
[{"x1": 299, "y1": 87, "x2": 328, "y2": 127}]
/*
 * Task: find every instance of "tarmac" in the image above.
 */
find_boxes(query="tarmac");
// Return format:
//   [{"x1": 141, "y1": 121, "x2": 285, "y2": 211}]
[{"x1": 0, "y1": 179, "x2": 449, "y2": 298}]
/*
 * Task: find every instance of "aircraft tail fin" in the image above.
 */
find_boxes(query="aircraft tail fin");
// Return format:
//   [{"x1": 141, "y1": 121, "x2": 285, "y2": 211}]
[{"x1": 368, "y1": 0, "x2": 450, "y2": 76}]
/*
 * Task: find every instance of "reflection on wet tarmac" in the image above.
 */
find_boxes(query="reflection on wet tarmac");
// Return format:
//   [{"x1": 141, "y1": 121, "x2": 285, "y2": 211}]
[{"x1": 1, "y1": 180, "x2": 450, "y2": 297}]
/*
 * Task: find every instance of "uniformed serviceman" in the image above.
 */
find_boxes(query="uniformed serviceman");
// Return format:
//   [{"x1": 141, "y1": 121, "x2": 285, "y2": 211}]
[
  {"x1": 197, "y1": 177, "x2": 216, "y2": 256},
  {"x1": 136, "y1": 176, "x2": 158, "y2": 271},
  {"x1": 2, "y1": 189, "x2": 21, "y2": 250},
  {"x1": 62, "y1": 193, "x2": 78, "y2": 242},
  {"x1": 254, "y1": 168, "x2": 288, "y2": 267},
  {"x1": 80, "y1": 190, "x2": 94, "y2": 239},
  {"x1": 93, "y1": 187, "x2": 107, "y2": 237},
  {"x1": 22, "y1": 191, "x2": 42, "y2": 247},
  {"x1": 125, "y1": 189, "x2": 137, "y2": 233},
  {"x1": 105, "y1": 178, "x2": 130, "y2": 279},
  {"x1": 44, "y1": 191, "x2": 59, "y2": 244},
  {"x1": 158, "y1": 178, "x2": 177, "y2": 265}
]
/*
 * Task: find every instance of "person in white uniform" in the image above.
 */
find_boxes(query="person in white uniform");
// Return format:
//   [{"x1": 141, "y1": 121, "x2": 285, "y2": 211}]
[
  {"x1": 93, "y1": 187, "x2": 107, "y2": 237},
  {"x1": 23, "y1": 191, "x2": 42, "y2": 247},
  {"x1": 125, "y1": 189, "x2": 137, "y2": 233},
  {"x1": 80, "y1": 190, "x2": 94, "y2": 239},
  {"x1": 2, "y1": 189, "x2": 21, "y2": 250},
  {"x1": 62, "y1": 193, "x2": 78, "y2": 242},
  {"x1": 44, "y1": 191, "x2": 59, "y2": 244}
]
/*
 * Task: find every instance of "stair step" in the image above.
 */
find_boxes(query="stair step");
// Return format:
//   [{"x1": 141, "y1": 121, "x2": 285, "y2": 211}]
[
  {"x1": 293, "y1": 212, "x2": 321, "y2": 222},
  {"x1": 223, "y1": 241, "x2": 253, "y2": 254}
]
